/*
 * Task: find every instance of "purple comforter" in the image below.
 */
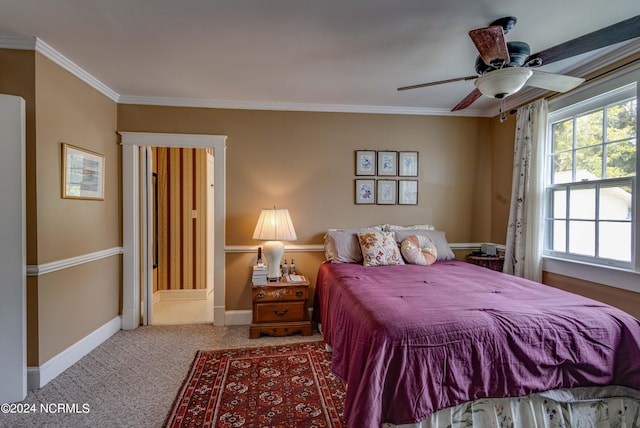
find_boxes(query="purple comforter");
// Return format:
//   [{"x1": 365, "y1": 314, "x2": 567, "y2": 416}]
[{"x1": 313, "y1": 260, "x2": 640, "y2": 427}]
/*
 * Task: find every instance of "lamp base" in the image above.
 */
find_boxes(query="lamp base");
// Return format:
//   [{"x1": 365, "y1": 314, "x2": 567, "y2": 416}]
[{"x1": 263, "y1": 240, "x2": 284, "y2": 280}]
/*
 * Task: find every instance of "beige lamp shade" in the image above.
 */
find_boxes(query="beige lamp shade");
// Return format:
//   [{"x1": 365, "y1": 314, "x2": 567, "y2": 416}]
[
  {"x1": 253, "y1": 208, "x2": 297, "y2": 279},
  {"x1": 252, "y1": 208, "x2": 297, "y2": 241}
]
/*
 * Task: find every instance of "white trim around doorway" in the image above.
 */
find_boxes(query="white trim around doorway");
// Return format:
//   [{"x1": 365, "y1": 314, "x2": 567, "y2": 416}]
[{"x1": 119, "y1": 132, "x2": 228, "y2": 330}]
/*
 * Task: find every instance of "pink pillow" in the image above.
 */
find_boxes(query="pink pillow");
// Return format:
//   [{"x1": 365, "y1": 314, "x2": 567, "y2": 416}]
[{"x1": 401, "y1": 235, "x2": 437, "y2": 265}]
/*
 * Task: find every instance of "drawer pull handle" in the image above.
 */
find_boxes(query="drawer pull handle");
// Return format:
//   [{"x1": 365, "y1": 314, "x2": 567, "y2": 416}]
[
  {"x1": 257, "y1": 291, "x2": 266, "y2": 299},
  {"x1": 272, "y1": 308, "x2": 289, "y2": 316},
  {"x1": 296, "y1": 291, "x2": 303, "y2": 297}
]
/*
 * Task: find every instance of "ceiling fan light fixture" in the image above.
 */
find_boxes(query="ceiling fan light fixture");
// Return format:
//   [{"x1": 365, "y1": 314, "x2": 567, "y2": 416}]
[{"x1": 474, "y1": 67, "x2": 533, "y2": 99}]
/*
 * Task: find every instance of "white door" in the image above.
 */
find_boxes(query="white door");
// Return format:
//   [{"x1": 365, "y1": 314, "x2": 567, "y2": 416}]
[{"x1": 0, "y1": 94, "x2": 27, "y2": 402}]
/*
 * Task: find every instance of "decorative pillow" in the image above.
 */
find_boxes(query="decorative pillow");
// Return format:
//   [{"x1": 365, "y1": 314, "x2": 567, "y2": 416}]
[
  {"x1": 357, "y1": 231, "x2": 405, "y2": 267},
  {"x1": 324, "y1": 227, "x2": 381, "y2": 263},
  {"x1": 401, "y1": 235, "x2": 438, "y2": 265},
  {"x1": 393, "y1": 229, "x2": 455, "y2": 260}
]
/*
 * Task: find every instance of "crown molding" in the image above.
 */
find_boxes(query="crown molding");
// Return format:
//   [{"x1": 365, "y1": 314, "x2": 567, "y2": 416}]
[
  {"x1": 0, "y1": 35, "x2": 119, "y2": 102},
  {"x1": 0, "y1": 34, "x2": 37, "y2": 50},
  {"x1": 117, "y1": 95, "x2": 494, "y2": 117},
  {"x1": 34, "y1": 39, "x2": 120, "y2": 102}
]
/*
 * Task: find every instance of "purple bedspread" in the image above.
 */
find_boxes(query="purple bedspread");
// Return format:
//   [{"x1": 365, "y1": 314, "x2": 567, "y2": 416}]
[{"x1": 313, "y1": 260, "x2": 640, "y2": 427}]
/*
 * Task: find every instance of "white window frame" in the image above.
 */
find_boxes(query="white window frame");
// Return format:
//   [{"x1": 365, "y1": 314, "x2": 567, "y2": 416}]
[{"x1": 543, "y1": 66, "x2": 640, "y2": 293}]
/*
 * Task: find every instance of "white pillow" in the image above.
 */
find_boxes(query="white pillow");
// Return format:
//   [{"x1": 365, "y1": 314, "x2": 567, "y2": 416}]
[
  {"x1": 385, "y1": 224, "x2": 436, "y2": 232},
  {"x1": 401, "y1": 235, "x2": 437, "y2": 265},
  {"x1": 357, "y1": 231, "x2": 405, "y2": 267}
]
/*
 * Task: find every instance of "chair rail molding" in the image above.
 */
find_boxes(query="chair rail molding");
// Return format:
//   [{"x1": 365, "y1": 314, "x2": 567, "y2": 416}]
[{"x1": 26, "y1": 247, "x2": 124, "y2": 276}]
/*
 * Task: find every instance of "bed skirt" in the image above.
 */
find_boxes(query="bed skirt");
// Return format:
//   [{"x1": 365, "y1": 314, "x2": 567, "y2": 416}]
[{"x1": 383, "y1": 385, "x2": 640, "y2": 428}]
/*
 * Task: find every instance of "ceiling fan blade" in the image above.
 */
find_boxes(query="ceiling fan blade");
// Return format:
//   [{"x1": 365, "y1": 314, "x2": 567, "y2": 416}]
[
  {"x1": 469, "y1": 26, "x2": 510, "y2": 66},
  {"x1": 525, "y1": 15, "x2": 640, "y2": 66},
  {"x1": 451, "y1": 88, "x2": 483, "y2": 111},
  {"x1": 526, "y1": 70, "x2": 585, "y2": 93},
  {"x1": 397, "y1": 75, "x2": 477, "y2": 91}
]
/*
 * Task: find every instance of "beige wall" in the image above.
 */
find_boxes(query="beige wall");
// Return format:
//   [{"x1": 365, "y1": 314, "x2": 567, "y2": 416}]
[
  {"x1": 118, "y1": 106, "x2": 495, "y2": 309},
  {"x1": 489, "y1": 116, "x2": 516, "y2": 244},
  {"x1": 0, "y1": 50, "x2": 122, "y2": 365},
  {"x1": 30, "y1": 53, "x2": 121, "y2": 364}
]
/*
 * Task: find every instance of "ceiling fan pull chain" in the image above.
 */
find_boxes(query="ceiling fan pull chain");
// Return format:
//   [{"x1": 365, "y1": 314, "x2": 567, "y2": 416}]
[{"x1": 499, "y1": 98, "x2": 508, "y2": 123}]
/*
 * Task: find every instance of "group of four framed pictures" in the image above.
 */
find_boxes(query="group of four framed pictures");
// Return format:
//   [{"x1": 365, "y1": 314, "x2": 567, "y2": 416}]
[{"x1": 355, "y1": 150, "x2": 418, "y2": 205}]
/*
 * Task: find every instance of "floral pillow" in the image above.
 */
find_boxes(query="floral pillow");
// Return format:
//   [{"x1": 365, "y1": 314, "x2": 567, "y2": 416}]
[
  {"x1": 357, "y1": 231, "x2": 404, "y2": 266},
  {"x1": 401, "y1": 235, "x2": 438, "y2": 265}
]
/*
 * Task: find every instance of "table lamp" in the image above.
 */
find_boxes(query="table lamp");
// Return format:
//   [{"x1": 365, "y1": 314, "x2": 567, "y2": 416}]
[{"x1": 252, "y1": 208, "x2": 297, "y2": 280}]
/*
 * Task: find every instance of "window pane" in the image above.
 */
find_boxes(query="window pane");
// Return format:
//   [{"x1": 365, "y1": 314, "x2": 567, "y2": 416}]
[
  {"x1": 569, "y1": 186, "x2": 595, "y2": 220},
  {"x1": 569, "y1": 220, "x2": 595, "y2": 256},
  {"x1": 599, "y1": 221, "x2": 632, "y2": 261},
  {"x1": 553, "y1": 119, "x2": 573, "y2": 152},
  {"x1": 606, "y1": 140, "x2": 636, "y2": 178},
  {"x1": 607, "y1": 99, "x2": 636, "y2": 141},
  {"x1": 576, "y1": 109, "x2": 603, "y2": 148},
  {"x1": 600, "y1": 182, "x2": 632, "y2": 220},
  {"x1": 552, "y1": 220, "x2": 566, "y2": 252},
  {"x1": 553, "y1": 152, "x2": 573, "y2": 183},
  {"x1": 552, "y1": 188, "x2": 566, "y2": 218},
  {"x1": 575, "y1": 146, "x2": 602, "y2": 180}
]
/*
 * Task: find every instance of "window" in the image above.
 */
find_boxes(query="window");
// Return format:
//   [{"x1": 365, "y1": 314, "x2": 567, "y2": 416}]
[{"x1": 545, "y1": 83, "x2": 637, "y2": 269}]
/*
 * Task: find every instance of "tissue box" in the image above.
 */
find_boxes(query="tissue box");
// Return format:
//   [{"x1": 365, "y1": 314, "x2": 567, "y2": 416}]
[{"x1": 480, "y1": 243, "x2": 497, "y2": 256}]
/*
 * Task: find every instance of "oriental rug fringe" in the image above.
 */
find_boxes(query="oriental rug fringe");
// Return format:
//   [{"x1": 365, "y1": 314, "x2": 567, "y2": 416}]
[{"x1": 164, "y1": 341, "x2": 346, "y2": 427}]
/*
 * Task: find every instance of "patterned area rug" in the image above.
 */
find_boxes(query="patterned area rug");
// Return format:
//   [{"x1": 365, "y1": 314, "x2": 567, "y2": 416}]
[{"x1": 164, "y1": 341, "x2": 346, "y2": 427}]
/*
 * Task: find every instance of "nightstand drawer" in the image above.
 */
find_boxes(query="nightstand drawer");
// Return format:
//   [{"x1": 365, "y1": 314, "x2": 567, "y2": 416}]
[
  {"x1": 253, "y1": 285, "x2": 308, "y2": 302},
  {"x1": 254, "y1": 301, "x2": 306, "y2": 323}
]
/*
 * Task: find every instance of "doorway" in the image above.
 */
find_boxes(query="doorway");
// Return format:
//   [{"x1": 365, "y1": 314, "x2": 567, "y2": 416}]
[
  {"x1": 148, "y1": 147, "x2": 215, "y2": 325},
  {"x1": 119, "y1": 132, "x2": 227, "y2": 330}
]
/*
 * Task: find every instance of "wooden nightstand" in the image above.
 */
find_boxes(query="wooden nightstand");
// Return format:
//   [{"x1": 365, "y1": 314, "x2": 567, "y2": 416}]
[
  {"x1": 249, "y1": 278, "x2": 312, "y2": 339},
  {"x1": 466, "y1": 254, "x2": 505, "y2": 272}
]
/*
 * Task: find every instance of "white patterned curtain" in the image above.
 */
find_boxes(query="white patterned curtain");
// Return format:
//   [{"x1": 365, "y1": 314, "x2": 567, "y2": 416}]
[{"x1": 503, "y1": 99, "x2": 548, "y2": 282}]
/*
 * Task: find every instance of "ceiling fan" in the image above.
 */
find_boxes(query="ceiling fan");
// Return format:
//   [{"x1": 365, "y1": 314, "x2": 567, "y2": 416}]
[{"x1": 398, "y1": 15, "x2": 640, "y2": 113}]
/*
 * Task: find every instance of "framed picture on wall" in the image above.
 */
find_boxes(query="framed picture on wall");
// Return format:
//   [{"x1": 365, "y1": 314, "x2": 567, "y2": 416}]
[
  {"x1": 398, "y1": 180, "x2": 418, "y2": 205},
  {"x1": 377, "y1": 180, "x2": 397, "y2": 205},
  {"x1": 377, "y1": 151, "x2": 397, "y2": 176},
  {"x1": 399, "y1": 151, "x2": 419, "y2": 177},
  {"x1": 355, "y1": 179, "x2": 376, "y2": 204},
  {"x1": 355, "y1": 150, "x2": 376, "y2": 176},
  {"x1": 61, "y1": 143, "x2": 105, "y2": 200}
]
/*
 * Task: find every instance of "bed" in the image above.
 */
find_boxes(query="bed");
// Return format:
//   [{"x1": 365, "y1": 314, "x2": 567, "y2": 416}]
[{"x1": 313, "y1": 228, "x2": 640, "y2": 427}]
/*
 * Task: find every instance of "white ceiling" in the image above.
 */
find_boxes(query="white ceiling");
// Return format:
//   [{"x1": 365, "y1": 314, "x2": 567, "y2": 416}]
[{"x1": 0, "y1": 0, "x2": 639, "y2": 116}]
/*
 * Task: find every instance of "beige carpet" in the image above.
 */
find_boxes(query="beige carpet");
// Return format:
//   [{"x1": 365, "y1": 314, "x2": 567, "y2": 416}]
[{"x1": 0, "y1": 325, "x2": 322, "y2": 428}]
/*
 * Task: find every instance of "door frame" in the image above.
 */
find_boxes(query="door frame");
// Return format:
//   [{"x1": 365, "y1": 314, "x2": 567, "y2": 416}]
[{"x1": 119, "y1": 132, "x2": 227, "y2": 329}]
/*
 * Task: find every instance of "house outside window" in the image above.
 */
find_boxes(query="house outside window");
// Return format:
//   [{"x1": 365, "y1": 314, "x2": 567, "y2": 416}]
[{"x1": 545, "y1": 82, "x2": 637, "y2": 270}]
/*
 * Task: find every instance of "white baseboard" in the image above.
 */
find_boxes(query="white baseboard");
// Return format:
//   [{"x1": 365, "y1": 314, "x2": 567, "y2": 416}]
[
  {"x1": 225, "y1": 310, "x2": 252, "y2": 325},
  {"x1": 27, "y1": 316, "x2": 122, "y2": 390},
  {"x1": 155, "y1": 289, "x2": 210, "y2": 302}
]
